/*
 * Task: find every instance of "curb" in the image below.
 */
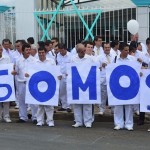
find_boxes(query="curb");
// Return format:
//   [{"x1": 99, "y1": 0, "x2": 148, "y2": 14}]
[{"x1": 10, "y1": 109, "x2": 139, "y2": 122}]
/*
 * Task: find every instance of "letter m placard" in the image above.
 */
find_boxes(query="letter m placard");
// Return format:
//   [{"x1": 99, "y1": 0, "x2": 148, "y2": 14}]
[{"x1": 67, "y1": 63, "x2": 101, "y2": 104}]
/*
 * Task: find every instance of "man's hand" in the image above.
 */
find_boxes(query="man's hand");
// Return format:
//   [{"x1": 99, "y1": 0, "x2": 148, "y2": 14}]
[
  {"x1": 57, "y1": 75, "x2": 62, "y2": 80},
  {"x1": 25, "y1": 73, "x2": 30, "y2": 77},
  {"x1": 11, "y1": 70, "x2": 17, "y2": 75}
]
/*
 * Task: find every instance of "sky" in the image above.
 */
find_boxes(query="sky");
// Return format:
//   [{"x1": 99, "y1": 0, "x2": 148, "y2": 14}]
[{"x1": 0, "y1": 0, "x2": 15, "y2": 6}]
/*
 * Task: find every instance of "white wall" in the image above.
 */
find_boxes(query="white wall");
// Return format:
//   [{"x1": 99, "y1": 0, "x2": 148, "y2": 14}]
[
  {"x1": 137, "y1": 7, "x2": 149, "y2": 44},
  {"x1": 15, "y1": 0, "x2": 36, "y2": 41}
]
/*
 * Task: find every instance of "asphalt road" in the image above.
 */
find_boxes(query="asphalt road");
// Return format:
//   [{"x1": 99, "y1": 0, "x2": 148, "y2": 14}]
[{"x1": 0, "y1": 120, "x2": 150, "y2": 150}]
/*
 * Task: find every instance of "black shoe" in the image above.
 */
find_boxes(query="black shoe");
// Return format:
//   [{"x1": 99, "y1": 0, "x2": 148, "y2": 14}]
[
  {"x1": 33, "y1": 120, "x2": 37, "y2": 124},
  {"x1": 17, "y1": 119, "x2": 26, "y2": 123},
  {"x1": 57, "y1": 108, "x2": 66, "y2": 111},
  {"x1": 28, "y1": 114, "x2": 32, "y2": 119},
  {"x1": 66, "y1": 108, "x2": 72, "y2": 113},
  {"x1": 10, "y1": 102, "x2": 16, "y2": 106},
  {"x1": 137, "y1": 120, "x2": 144, "y2": 125}
]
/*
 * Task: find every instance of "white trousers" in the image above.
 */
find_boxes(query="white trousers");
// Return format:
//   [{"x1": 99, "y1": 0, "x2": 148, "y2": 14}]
[
  {"x1": 99, "y1": 84, "x2": 107, "y2": 112},
  {"x1": 36, "y1": 105, "x2": 54, "y2": 124},
  {"x1": 59, "y1": 78, "x2": 70, "y2": 109},
  {"x1": 18, "y1": 82, "x2": 37, "y2": 121},
  {"x1": 114, "y1": 105, "x2": 133, "y2": 128},
  {"x1": 0, "y1": 102, "x2": 10, "y2": 119},
  {"x1": 18, "y1": 82, "x2": 28, "y2": 121},
  {"x1": 14, "y1": 76, "x2": 19, "y2": 107},
  {"x1": 133, "y1": 104, "x2": 139, "y2": 112},
  {"x1": 73, "y1": 104, "x2": 93, "y2": 125},
  {"x1": 30, "y1": 104, "x2": 38, "y2": 120}
]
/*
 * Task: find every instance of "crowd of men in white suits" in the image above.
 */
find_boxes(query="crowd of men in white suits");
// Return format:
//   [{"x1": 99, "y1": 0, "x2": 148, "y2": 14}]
[{"x1": 0, "y1": 34, "x2": 150, "y2": 131}]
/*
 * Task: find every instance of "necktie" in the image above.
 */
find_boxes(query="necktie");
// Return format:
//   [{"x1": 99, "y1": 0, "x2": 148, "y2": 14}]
[
  {"x1": 106, "y1": 55, "x2": 110, "y2": 64},
  {"x1": 51, "y1": 50, "x2": 55, "y2": 56},
  {"x1": 116, "y1": 51, "x2": 118, "y2": 55},
  {"x1": 55, "y1": 53, "x2": 58, "y2": 65},
  {"x1": 97, "y1": 48, "x2": 100, "y2": 55}
]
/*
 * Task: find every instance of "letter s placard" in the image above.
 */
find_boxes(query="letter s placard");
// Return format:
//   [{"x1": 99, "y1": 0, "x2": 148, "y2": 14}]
[{"x1": 0, "y1": 64, "x2": 15, "y2": 102}]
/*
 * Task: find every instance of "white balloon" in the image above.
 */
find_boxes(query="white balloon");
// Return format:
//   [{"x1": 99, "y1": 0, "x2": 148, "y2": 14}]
[{"x1": 127, "y1": 20, "x2": 139, "y2": 35}]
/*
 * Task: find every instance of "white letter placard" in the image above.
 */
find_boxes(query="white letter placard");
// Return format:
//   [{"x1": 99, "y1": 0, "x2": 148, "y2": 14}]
[
  {"x1": 106, "y1": 62, "x2": 140, "y2": 105},
  {"x1": 25, "y1": 64, "x2": 60, "y2": 106},
  {"x1": 140, "y1": 69, "x2": 150, "y2": 112},
  {"x1": 0, "y1": 63, "x2": 15, "y2": 102},
  {"x1": 67, "y1": 63, "x2": 101, "y2": 104}
]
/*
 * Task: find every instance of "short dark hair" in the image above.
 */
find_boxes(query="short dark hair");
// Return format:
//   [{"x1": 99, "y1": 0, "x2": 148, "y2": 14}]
[
  {"x1": 119, "y1": 42, "x2": 129, "y2": 51},
  {"x1": 45, "y1": 40, "x2": 52, "y2": 46},
  {"x1": 38, "y1": 41, "x2": 45, "y2": 47},
  {"x1": 94, "y1": 35, "x2": 102, "y2": 41},
  {"x1": 111, "y1": 40, "x2": 119, "y2": 48},
  {"x1": 102, "y1": 42, "x2": 110, "y2": 49},
  {"x1": 130, "y1": 41, "x2": 138, "y2": 49},
  {"x1": 146, "y1": 37, "x2": 150, "y2": 45},
  {"x1": 2, "y1": 39, "x2": 10, "y2": 44},
  {"x1": 51, "y1": 37, "x2": 59, "y2": 43},
  {"x1": 38, "y1": 47, "x2": 47, "y2": 53},
  {"x1": 15, "y1": 40, "x2": 21, "y2": 43},
  {"x1": 20, "y1": 40, "x2": 27, "y2": 45},
  {"x1": 22, "y1": 43, "x2": 31, "y2": 52},
  {"x1": 58, "y1": 43, "x2": 66, "y2": 49},
  {"x1": 84, "y1": 41, "x2": 94, "y2": 47},
  {"x1": 27, "y1": 37, "x2": 34, "y2": 44}
]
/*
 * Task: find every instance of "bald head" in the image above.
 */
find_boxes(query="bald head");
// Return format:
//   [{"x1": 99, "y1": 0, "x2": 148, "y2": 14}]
[
  {"x1": 76, "y1": 43, "x2": 85, "y2": 58},
  {"x1": 131, "y1": 33, "x2": 139, "y2": 42}
]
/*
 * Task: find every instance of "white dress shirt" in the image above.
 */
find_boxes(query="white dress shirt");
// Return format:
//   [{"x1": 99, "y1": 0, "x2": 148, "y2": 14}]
[
  {"x1": 115, "y1": 54, "x2": 136, "y2": 63},
  {"x1": 15, "y1": 55, "x2": 37, "y2": 82},
  {"x1": 46, "y1": 50, "x2": 55, "y2": 61},
  {"x1": 11, "y1": 50, "x2": 23, "y2": 65},
  {"x1": 57, "y1": 51, "x2": 72, "y2": 77},
  {"x1": 71, "y1": 54, "x2": 95, "y2": 64},
  {"x1": 93, "y1": 46, "x2": 104, "y2": 56},
  {"x1": 36, "y1": 57, "x2": 56, "y2": 65},
  {"x1": 2, "y1": 48, "x2": 13, "y2": 62},
  {"x1": 98, "y1": 53, "x2": 115, "y2": 85},
  {"x1": 71, "y1": 47, "x2": 77, "y2": 56},
  {"x1": 110, "y1": 48, "x2": 121, "y2": 56},
  {"x1": 0, "y1": 55, "x2": 11, "y2": 64}
]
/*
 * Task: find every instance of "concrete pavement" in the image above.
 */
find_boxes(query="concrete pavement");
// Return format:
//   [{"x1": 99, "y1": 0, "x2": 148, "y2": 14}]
[{"x1": 0, "y1": 121, "x2": 150, "y2": 150}]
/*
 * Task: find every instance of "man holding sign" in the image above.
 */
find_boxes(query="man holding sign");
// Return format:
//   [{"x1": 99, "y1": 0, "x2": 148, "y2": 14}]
[
  {"x1": 106, "y1": 43, "x2": 140, "y2": 131},
  {"x1": 15, "y1": 43, "x2": 37, "y2": 123},
  {"x1": 35, "y1": 47, "x2": 57, "y2": 127},
  {"x1": 0, "y1": 44, "x2": 13, "y2": 123},
  {"x1": 69, "y1": 43, "x2": 100, "y2": 128}
]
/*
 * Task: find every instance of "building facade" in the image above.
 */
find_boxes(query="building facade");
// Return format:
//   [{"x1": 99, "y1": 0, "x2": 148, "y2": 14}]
[{"x1": 0, "y1": 0, "x2": 150, "y2": 49}]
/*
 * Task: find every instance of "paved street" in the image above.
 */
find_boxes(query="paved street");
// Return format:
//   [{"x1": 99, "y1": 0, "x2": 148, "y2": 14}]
[{"x1": 0, "y1": 120, "x2": 150, "y2": 150}]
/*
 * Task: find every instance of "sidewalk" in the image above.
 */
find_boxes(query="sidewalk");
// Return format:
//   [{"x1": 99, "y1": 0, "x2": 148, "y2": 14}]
[{"x1": 9, "y1": 106, "x2": 149, "y2": 123}]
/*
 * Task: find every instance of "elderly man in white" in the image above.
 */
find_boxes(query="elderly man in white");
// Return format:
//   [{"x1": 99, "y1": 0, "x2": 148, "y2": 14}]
[
  {"x1": 0, "y1": 44, "x2": 12, "y2": 123},
  {"x1": 71, "y1": 43, "x2": 95, "y2": 128}
]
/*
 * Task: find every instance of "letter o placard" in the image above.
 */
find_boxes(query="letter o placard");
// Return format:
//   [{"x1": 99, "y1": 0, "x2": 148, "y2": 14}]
[
  {"x1": 29, "y1": 71, "x2": 56, "y2": 102},
  {"x1": 109, "y1": 65, "x2": 139, "y2": 100},
  {"x1": 146, "y1": 74, "x2": 150, "y2": 88}
]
